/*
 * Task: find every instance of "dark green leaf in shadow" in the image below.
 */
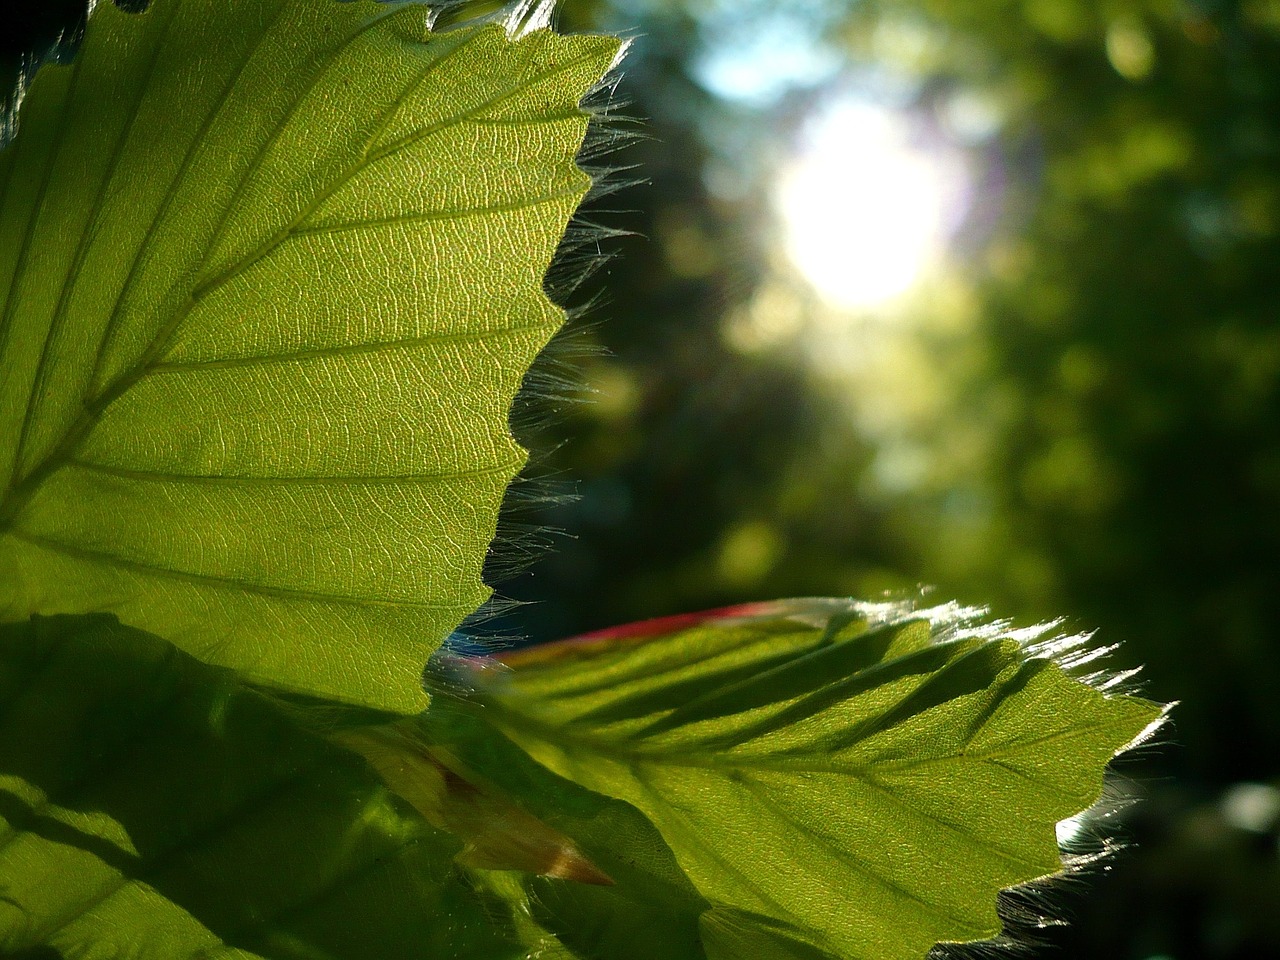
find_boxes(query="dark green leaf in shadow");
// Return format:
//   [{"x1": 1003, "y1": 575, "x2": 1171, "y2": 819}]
[
  {"x1": 416, "y1": 701, "x2": 713, "y2": 960},
  {"x1": 0, "y1": 614, "x2": 540, "y2": 959}
]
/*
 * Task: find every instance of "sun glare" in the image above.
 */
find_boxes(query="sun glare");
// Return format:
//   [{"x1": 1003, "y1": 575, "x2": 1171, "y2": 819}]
[{"x1": 778, "y1": 97, "x2": 969, "y2": 310}]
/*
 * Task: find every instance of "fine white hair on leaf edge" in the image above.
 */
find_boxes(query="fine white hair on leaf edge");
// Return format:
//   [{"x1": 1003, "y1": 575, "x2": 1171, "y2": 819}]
[
  {"x1": 462, "y1": 13, "x2": 636, "y2": 652},
  {"x1": 504, "y1": 0, "x2": 555, "y2": 38}
]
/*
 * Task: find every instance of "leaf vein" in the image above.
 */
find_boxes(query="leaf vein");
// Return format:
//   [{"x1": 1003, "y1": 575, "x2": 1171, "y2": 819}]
[
  {"x1": 736, "y1": 776, "x2": 992, "y2": 935},
  {"x1": 83, "y1": 0, "x2": 299, "y2": 397},
  {"x1": 628, "y1": 764, "x2": 794, "y2": 921},
  {"x1": 0, "y1": 52, "x2": 88, "y2": 493},
  {"x1": 291, "y1": 185, "x2": 582, "y2": 239},
  {"x1": 145, "y1": 318, "x2": 557, "y2": 373},
  {"x1": 850, "y1": 770, "x2": 1037, "y2": 870},
  {"x1": 65, "y1": 458, "x2": 518, "y2": 487},
  {"x1": 10, "y1": 1, "x2": 181, "y2": 487},
  {"x1": 6, "y1": 528, "x2": 469, "y2": 612},
  {"x1": 362, "y1": 45, "x2": 607, "y2": 169}
]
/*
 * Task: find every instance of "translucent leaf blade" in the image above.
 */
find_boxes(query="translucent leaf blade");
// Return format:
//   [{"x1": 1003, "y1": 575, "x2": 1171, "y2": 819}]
[
  {"x1": 0, "y1": 0, "x2": 619, "y2": 711},
  {"x1": 447, "y1": 598, "x2": 1163, "y2": 960}
]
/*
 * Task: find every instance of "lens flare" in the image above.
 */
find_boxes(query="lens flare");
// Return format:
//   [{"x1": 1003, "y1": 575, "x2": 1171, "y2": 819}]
[{"x1": 778, "y1": 97, "x2": 969, "y2": 310}]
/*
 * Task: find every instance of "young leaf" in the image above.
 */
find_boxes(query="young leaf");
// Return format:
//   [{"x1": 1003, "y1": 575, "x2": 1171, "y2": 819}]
[
  {"x1": 332, "y1": 720, "x2": 613, "y2": 884},
  {"x1": 0, "y1": 0, "x2": 619, "y2": 712},
  {"x1": 440, "y1": 598, "x2": 1163, "y2": 960}
]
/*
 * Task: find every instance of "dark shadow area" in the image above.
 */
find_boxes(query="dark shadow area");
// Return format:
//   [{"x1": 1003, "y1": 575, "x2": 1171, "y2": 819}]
[
  {"x1": 0, "y1": 615, "x2": 718, "y2": 959},
  {"x1": 2, "y1": 0, "x2": 149, "y2": 132},
  {"x1": 0, "y1": 615, "x2": 517, "y2": 959}
]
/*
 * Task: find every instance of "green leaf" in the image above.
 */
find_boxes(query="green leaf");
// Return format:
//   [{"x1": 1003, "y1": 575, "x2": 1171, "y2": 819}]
[
  {"x1": 0, "y1": 614, "x2": 523, "y2": 959},
  {"x1": 414, "y1": 700, "x2": 713, "y2": 960},
  {"x1": 0, "y1": 607, "x2": 1164, "y2": 960},
  {"x1": 331, "y1": 719, "x2": 614, "y2": 884},
  {"x1": 0, "y1": 614, "x2": 711, "y2": 959},
  {"x1": 0, "y1": 0, "x2": 619, "y2": 712},
  {"x1": 440, "y1": 599, "x2": 1163, "y2": 960}
]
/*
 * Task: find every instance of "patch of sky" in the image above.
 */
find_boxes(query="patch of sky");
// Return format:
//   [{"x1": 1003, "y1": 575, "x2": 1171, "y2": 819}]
[{"x1": 689, "y1": 0, "x2": 846, "y2": 106}]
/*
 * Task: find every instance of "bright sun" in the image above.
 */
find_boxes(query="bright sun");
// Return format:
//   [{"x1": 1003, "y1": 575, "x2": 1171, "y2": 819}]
[{"x1": 777, "y1": 97, "x2": 969, "y2": 311}]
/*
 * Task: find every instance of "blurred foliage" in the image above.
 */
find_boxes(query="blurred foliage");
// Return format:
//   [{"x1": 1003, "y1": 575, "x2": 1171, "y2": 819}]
[
  {"x1": 836, "y1": 0, "x2": 1280, "y2": 790},
  {"x1": 496, "y1": 1, "x2": 909, "y2": 642},
  {"x1": 512, "y1": 0, "x2": 1280, "y2": 781},
  {"x1": 503, "y1": 0, "x2": 1280, "y2": 957}
]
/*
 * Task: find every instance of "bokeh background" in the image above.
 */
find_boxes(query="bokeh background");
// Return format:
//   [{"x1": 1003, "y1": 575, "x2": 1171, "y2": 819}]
[
  {"x1": 6, "y1": 1, "x2": 1280, "y2": 958},
  {"x1": 503, "y1": 2, "x2": 1280, "y2": 957}
]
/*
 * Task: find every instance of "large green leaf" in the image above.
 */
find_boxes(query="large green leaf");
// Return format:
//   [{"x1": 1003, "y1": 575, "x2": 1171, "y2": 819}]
[
  {"x1": 0, "y1": 0, "x2": 619, "y2": 712},
  {"x1": 0, "y1": 614, "x2": 709, "y2": 959},
  {"x1": 440, "y1": 599, "x2": 1163, "y2": 960}
]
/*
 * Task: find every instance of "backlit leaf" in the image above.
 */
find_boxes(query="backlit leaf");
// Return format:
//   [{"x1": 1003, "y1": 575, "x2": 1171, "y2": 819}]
[
  {"x1": 442, "y1": 598, "x2": 1163, "y2": 960},
  {"x1": 0, "y1": 0, "x2": 619, "y2": 712}
]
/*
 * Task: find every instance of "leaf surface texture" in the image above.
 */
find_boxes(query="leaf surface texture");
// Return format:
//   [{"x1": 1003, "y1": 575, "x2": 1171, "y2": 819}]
[
  {"x1": 0, "y1": 0, "x2": 618, "y2": 711},
  {"x1": 452, "y1": 599, "x2": 1162, "y2": 960}
]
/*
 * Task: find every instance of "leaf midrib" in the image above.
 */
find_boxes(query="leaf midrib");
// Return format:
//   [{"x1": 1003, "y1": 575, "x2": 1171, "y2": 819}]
[{"x1": 481, "y1": 684, "x2": 1124, "y2": 782}]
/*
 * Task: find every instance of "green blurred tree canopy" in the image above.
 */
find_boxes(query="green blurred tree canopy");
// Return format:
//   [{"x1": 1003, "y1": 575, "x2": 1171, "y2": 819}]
[
  {"x1": 524, "y1": 0, "x2": 1280, "y2": 790},
  {"x1": 508, "y1": 4, "x2": 1280, "y2": 954}
]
